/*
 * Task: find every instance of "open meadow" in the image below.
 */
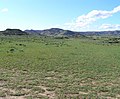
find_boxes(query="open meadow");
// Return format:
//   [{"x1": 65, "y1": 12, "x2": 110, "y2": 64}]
[{"x1": 0, "y1": 36, "x2": 120, "y2": 99}]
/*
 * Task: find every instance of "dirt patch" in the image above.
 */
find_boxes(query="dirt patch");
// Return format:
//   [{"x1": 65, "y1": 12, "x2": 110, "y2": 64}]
[
  {"x1": 0, "y1": 81, "x2": 7, "y2": 87},
  {"x1": 116, "y1": 94, "x2": 120, "y2": 98},
  {"x1": 0, "y1": 96, "x2": 26, "y2": 99},
  {"x1": 38, "y1": 86, "x2": 56, "y2": 99},
  {"x1": 79, "y1": 91, "x2": 88, "y2": 95},
  {"x1": 0, "y1": 87, "x2": 30, "y2": 99}
]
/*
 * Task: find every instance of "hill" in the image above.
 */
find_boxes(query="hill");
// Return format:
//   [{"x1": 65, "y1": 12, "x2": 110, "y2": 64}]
[
  {"x1": 0, "y1": 29, "x2": 28, "y2": 35},
  {"x1": 25, "y1": 28, "x2": 85, "y2": 37}
]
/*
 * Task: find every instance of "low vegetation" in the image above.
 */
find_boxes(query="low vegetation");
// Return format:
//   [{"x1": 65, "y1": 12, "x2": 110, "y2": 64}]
[{"x1": 0, "y1": 35, "x2": 120, "y2": 98}]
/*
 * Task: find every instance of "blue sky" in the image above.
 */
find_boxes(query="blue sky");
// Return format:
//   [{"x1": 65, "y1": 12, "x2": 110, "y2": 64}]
[{"x1": 0, "y1": 0, "x2": 120, "y2": 31}]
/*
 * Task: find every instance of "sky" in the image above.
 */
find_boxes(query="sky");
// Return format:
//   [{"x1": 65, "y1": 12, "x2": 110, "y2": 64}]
[{"x1": 0, "y1": 0, "x2": 120, "y2": 31}]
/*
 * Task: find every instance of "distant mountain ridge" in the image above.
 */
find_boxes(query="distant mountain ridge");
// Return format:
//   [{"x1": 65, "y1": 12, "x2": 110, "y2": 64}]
[
  {"x1": 0, "y1": 28, "x2": 120, "y2": 36},
  {"x1": 25, "y1": 28, "x2": 120, "y2": 36},
  {"x1": 78, "y1": 30, "x2": 120, "y2": 36}
]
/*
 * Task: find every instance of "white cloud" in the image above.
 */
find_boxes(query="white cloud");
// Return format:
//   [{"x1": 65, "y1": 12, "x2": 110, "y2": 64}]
[
  {"x1": 100, "y1": 24, "x2": 120, "y2": 30},
  {"x1": 65, "y1": 5, "x2": 120, "y2": 30},
  {"x1": 112, "y1": 6, "x2": 120, "y2": 13},
  {"x1": 1, "y1": 8, "x2": 8, "y2": 13}
]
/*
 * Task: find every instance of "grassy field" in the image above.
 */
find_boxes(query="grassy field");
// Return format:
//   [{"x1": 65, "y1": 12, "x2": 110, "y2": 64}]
[{"x1": 0, "y1": 36, "x2": 120, "y2": 99}]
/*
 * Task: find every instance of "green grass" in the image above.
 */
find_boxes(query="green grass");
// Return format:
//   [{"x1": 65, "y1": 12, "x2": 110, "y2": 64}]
[{"x1": 0, "y1": 35, "x2": 120, "y2": 98}]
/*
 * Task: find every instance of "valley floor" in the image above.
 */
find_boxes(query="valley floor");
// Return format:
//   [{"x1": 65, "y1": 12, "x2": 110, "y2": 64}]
[{"x1": 0, "y1": 36, "x2": 120, "y2": 99}]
